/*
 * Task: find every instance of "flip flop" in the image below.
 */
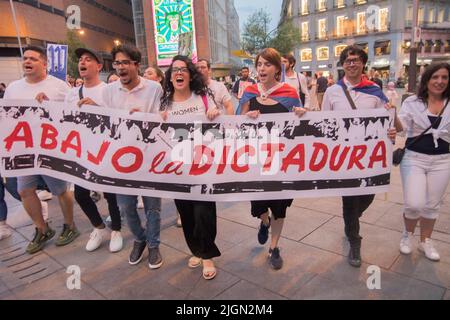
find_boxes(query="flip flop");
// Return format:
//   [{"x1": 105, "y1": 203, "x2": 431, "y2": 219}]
[
  {"x1": 202, "y1": 266, "x2": 217, "y2": 280},
  {"x1": 188, "y1": 256, "x2": 202, "y2": 268}
]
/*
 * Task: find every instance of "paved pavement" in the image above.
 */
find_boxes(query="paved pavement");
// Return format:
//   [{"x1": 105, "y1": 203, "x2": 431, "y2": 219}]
[{"x1": 1, "y1": 121, "x2": 449, "y2": 300}]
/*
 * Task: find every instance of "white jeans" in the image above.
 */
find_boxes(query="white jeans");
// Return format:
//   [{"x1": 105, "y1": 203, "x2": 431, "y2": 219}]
[{"x1": 400, "y1": 150, "x2": 450, "y2": 220}]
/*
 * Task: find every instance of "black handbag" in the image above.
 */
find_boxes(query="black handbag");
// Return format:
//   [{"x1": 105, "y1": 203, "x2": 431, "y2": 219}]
[{"x1": 392, "y1": 99, "x2": 449, "y2": 166}]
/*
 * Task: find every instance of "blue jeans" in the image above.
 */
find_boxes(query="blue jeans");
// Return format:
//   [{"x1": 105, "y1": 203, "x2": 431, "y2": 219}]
[
  {"x1": 0, "y1": 176, "x2": 21, "y2": 222},
  {"x1": 116, "y1": 195, "x2": 161, "y2": 248}
]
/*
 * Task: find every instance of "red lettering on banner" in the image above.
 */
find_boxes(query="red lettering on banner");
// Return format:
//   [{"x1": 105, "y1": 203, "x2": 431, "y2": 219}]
[
  {"x1": 189, "y1": 145, "x2": 214, "y2": 175},
  {"x1": 309, "y1": 143, "x2": 328, "y2": 171},
  {"x1": 231, "y1": 145, "x2": 255, "y2": 173},
  {"x1": 281, "y1": 144, "x2": 305, "y2": 172},
  {"x1": 40, "y1": 124, "x2": 58, "y2": 150},
  {"x1": 61, "y1": 131, "x2": 82, "y2": 158},
  {"x1": 368, "y1": 141, "x2": 387, "y2": 168},
  {"x1": 261, "y1": 143, "x2": 285, "y2": 172},
  {"x1": 87, "y1": 141, "x2": 111, "y2": 165},
  {"x1": 163, "y1": 161, "x2": 184, "y2": 175},
  {"x1": 347, "y1": 145, "x2": 367, "y2": 170},
  {"x1": 4, "y1": 122, "x2": 33, "y2": 151},
  {"x1": 112, "y1": 146, "x2": 143, "y2": 174},
  {"x1": 217, "y1": 145, "x2": 230, "y2": 175},
  {"x1": 329, "y1": 145, "x2": 351, "y2": 171}
]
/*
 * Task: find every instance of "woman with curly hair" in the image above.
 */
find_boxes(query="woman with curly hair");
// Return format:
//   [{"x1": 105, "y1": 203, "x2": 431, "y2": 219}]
[{"x1": 160, "y1": 55, "x2": 221, "y2": 280}]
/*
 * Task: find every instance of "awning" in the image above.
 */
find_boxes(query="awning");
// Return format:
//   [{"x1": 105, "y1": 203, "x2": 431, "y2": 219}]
[
  {"x1": 374, "y1": 40, "x2": 391, "y2": 48},
  {"x1": 231, "y1": 50, "x2": 253, "y2": 59}
]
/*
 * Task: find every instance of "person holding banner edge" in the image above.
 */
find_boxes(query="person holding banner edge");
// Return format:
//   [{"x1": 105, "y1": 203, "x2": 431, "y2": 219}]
[
  {"x1": 65, "y1": 47, "x2": 123, "y2": 253},
  {"x1": 394, "y1": 63, "x2": 450, "y2": 261},
  {"x1": 160, "y1": 55, "x2": 222, "y2": 280},
  {"x1": 103, "y1": 44, "x2": 164, "y2": 269},
  {"x1": 3, "y1": 46, "x2": 77, "y2": 254},
  {"x1": 321, "y1": 45, "x2": 397, "y2": 267},
  {"x1": 239, "y1": 48, "x2": 306, "y2": 270}
]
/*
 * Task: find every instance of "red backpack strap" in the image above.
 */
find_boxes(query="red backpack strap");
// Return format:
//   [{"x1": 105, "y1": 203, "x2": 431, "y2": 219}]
[{"x1": 201, "y1": 94, "x2": 208, "y2": 112}]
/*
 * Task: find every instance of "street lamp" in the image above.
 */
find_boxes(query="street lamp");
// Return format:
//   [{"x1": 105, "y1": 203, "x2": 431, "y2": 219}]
[
  {"x1": 78, "y1": 30, "x2": 85, "y2": 36},
  {"x1": 114, "y1": 40, "x2": 121, "y2": 47}
]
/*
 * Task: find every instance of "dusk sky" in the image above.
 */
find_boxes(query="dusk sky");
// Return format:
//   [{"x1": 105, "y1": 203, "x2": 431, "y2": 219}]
[{"x1": 234, "y1": 0, "x2": 283, "y2": 34}]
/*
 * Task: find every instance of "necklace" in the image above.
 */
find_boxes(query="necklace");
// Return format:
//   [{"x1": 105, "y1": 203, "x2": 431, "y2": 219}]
[{"x1": 258, "y1": 83, "x2": 282, "y2": 100}]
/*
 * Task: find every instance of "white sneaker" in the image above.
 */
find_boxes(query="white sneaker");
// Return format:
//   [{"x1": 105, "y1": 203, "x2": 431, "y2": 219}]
[
  {"x1": 37, "y1": 190, "x2": 52, "y2": 201},
  {"x1": 86, "y1": 228, "x2": 106, "y2": 252},
  {"x1": 137, "y1": 196, "x2": 144, "y2": 209},
  {"x1": 419, "y1": 238, "x2": 440, "y2": 261},
  {"x1": 399, "y1": 231, "x2": 413, "y2": 255},
  {"x1": 109, "y1": 231, "x2": 123, "y2": 253},
  {"x1": 41, "y1": 201, "x2": 49, "y2": 222},
  {"x1": 0, "y1": 223, "x2": 12, "y2": 240}
]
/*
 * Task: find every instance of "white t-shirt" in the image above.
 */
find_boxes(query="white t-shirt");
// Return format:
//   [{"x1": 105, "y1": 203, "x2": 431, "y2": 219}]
[
  {"x1": 65, "y1": 82, "x2": 107, "y2": 106},
  {"x1": 3, "y1": 75, "x2": 70, "y2": 101},
  {"x1": 102, "y1": 77, "x2": 162, "y2": 114},
  {"x1": 208, "y1": 79, "x2": 231, "y2": 110},
  {"x1": 322, "y1": 78, "x2": 386, "y2": 111},
  {"x1": 284, "y1": 72, "x2": 310, "y2": 108},
  {"x1": 168, "y1": 93, "x2": 216, "y2": 116}
]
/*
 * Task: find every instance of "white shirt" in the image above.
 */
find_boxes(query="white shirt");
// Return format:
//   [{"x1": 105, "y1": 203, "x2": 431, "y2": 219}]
[
  {"x1": 65, "y1": 82, "x2": 107, "y2": 106},
  {"x1": 102, "y1": 77, "x2": 162, "y2": 114},
  {"x1": 168, "y1": 93, "x2": 216, "y2": 116},
  {"x1": 3, "y1": 75, "x2": 70, "y2": 101},
  {"x1": 322, "y1": 78, "x2": 386, "y2": 111},
  {"x1": 208, "y1": 79, "x2": 231, "y2": 110},
  {"x1": 399, "y1": 95, "x2": 450, "y2": 144},
  {"x1": 284, "y1": 71, "x2": 310, "y2": 109}
]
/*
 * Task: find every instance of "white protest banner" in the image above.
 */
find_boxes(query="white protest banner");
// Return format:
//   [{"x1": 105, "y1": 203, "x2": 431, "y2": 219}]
[{"x1": 0, "y1": 100, "x2": 393, "y2": 201}]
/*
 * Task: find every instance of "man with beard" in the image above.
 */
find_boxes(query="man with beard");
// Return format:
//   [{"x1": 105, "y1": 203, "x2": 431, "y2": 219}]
[{"x1": 103, "y1": 44, "x2": 164, "y2": 270}]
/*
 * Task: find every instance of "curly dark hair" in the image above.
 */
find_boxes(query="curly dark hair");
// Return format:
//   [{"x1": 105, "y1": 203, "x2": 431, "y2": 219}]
[
  {"x1": 160, "y1": 55, "x2": 214, "y2": 110},
  {"x1": 417, "y1": 63, "x2": 450, "y2": 102}
]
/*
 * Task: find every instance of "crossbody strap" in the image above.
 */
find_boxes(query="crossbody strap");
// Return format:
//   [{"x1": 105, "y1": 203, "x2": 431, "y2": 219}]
[
  {"x1": 340, "y1": 83, "x2": 357, "y2": 110},
  {"x1": 78, "y1": 85, "x2": 84, "y2": 100}
]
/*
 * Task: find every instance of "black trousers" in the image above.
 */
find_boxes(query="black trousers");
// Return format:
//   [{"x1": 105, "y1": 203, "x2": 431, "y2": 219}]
[
  {"x1": 74, "y1": 185, "x2": 121, "y2": 231},
  {"x1": 342, "y1": 194, "x2": 375, "y2": 246},
  {"x1": 174, "y1": 199, "x2": 221, "y2": 260}
]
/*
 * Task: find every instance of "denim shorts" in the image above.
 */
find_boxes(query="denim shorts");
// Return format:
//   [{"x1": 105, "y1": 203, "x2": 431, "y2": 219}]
[{"x1": 17, "y1": 175, "x2": 69, "y2": 196}]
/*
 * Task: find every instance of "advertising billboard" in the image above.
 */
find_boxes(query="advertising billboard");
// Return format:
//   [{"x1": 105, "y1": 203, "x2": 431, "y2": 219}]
[{"x1": 152, "y1": 0, "x2": 197, "y2": 66}]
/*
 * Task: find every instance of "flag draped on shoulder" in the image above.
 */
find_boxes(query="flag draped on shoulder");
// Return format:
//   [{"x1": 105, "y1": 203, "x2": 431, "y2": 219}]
[
  {"x1": 337, "y1": 79, "x2": 389, "y2": 103},
  {"x1": 236, "y1": 83, "x2": 302, "y2": 115}
]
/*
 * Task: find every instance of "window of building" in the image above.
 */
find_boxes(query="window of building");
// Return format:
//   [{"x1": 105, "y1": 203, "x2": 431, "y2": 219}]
[
  {"x1": 355, "y1": 42, "x2": 369, "y2": 54},
  {"x1": 317, "y1": 46, "x2": 329, "y2": 60},
  {"x1": 378, "y1": 8, "x2": 389, "y2": 31},
  {"x1": 301, "y1": 21, "x2": 309, "y2": 41},
  {"x1": 374, "y1": 40, "x2": 391, "y2": 56},
  {"x1": 418, "y1": 7, "x2": 425, "y2": 24},
  {"x1": 355, "y1": 0, "x2": 367, "y2": 4},
  {"x1": 336, "y1": 16, "x2": 346, "y2": 36},
  {"x1": 301, "y1": 48, "x2": 313, "y2": 61},
  {"x1": 318, "y1": 0, "x2": 327, "y2": 12},
  {"x1": 357, "y1": 12, "x2": 366, "y2": 34},
  {"x1": 429, "y1": 8, "x2": 435, "y2": 23},
  {"x1": 335, "y1": 45, "x2": 347, "y2": 57},
  {"x1": 318, "y1": 19, "x2": 327, "y2": 39},
  {"x1": 406, "y1": 6, "x2": 413, "y2": 21},
  {"x1": 301, "y1": 0, "x2": 309, "y2": 15},
  {"x1": 335, "y1": 0, "x2": 345, "y2": 8},
  {"x1": 438, "y1": 8, "x2": 445, "y2": 23}
]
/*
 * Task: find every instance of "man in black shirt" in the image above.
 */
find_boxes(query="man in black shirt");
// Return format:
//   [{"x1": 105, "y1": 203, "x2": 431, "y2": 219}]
[
  {"x1": 316, "y1": 72, "x2": 328, "y2": 110},
  {"x1": 232, "y1": 67, "x2": 256, "y2": 100}
]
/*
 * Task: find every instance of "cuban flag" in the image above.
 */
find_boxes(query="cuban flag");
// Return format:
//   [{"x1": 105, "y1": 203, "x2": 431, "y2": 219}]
[
  {"x1": 338, "y1": 78, "x2": 389, "y2": 104},
  {"x1": 236, "y1": 83, "x2": 302, "y2": 115}
]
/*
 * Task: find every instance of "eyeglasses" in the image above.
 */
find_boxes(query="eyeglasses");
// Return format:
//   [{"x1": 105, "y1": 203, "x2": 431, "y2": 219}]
[
  {"x1": 343, "y1": 58, "x2": 363, "y2": 66},
  {"x1": 171, "y1": 67, "x2": 189, "y2": 74},
  {"x1": 112, "y1": 60, "x2": 135, "y2": 67}
]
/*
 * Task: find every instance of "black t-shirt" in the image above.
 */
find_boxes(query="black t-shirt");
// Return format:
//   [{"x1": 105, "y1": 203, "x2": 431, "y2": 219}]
[
  {"x1": 316, "y1": 77, "x2": 328, "y2": 93},
  {"x1": 249, "y1": 97, "x2": 288, "y2": 114}
]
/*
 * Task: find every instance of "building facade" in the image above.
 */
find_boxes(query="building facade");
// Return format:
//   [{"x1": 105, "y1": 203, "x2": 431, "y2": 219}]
[
  {"x1": 0, "y1": 0, "x2": 135, "y2": 83},
  {"x1": 134, "y1": 0, "x2": 240, "y2": 76},
  {"x1": 281, "y1": 0, "x2": 450, "y2": 82}
]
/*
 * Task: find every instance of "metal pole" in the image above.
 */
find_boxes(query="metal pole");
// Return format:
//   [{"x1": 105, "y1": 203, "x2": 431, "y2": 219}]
[
  {"x1": 9, "y1": 0, "x2": 23, "y2": 58},
  {"x1": 408, "y1": 0, "x2": 419, "y2": 93}
]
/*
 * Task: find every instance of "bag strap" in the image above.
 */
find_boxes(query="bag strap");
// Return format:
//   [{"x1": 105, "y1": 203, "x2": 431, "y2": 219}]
[
  {"x1": 201, "y1": 94, "x2": 208, "y2": 112},
  {"x1": 78, "y1": 85, "x2": 84, "y2": 100},
  {"x1": 341, "y1": 83, "x2": 357, "y2": 110},
  {"x1": 405, "y1": 98, "x2": 449, "y2": 148}
]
